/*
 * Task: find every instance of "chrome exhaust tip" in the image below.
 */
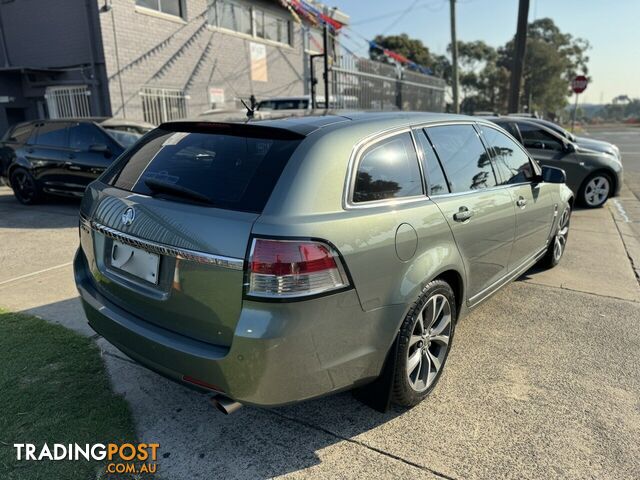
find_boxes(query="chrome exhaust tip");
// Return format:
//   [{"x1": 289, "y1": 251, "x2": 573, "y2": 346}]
[{"x1": 210, "y1": 395, "x2": 243, "y2": 415}]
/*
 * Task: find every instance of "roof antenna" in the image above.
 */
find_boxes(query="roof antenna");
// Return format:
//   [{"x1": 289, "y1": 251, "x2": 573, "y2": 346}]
[{"x1": 241, "y1": 98, "x2": 255, "y2": 120}]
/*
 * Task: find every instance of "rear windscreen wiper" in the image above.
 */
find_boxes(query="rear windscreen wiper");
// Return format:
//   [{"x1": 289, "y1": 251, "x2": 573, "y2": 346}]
[{"x1": 143, "y1": 178, "x2": 213, "y2": 205}]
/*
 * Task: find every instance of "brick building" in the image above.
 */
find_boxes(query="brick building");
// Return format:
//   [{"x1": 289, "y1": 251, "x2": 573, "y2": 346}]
[{"x1": 0, "y1": 0, "x2": 348, "y2": 134}]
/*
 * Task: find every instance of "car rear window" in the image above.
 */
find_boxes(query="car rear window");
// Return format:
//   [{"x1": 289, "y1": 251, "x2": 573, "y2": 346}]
[{"x1": 109, "y1": 126, "x2": 302, "y2": 213}]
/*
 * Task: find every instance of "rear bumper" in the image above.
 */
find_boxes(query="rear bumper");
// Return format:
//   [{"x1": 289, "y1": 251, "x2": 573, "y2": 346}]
[{"x1": 74, "y1": 248, "x2": 404, "y2": 406}]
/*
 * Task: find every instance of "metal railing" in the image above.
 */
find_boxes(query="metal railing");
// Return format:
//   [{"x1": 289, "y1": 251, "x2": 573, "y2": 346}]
[
  {"x1": 140, "y1": 87, "x2": 188, "y2": 125},
  {"x1": 45, "y1": 86, "x2": 92, "y2": 119},
  {"x1": 332, "y1": 56, "x2": 446, "y2": 112}
]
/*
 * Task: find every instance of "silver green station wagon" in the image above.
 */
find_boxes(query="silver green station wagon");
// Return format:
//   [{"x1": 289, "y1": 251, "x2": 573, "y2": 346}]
[{"x1": 74, "y1": 112, "x2": 573, "y2": 413}]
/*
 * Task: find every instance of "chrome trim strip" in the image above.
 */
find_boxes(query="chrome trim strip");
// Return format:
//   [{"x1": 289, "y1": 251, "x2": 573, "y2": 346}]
[
  {"x1": 468, "y1": 246, "x2": 547, "y2": 308},
  {"x1": 84, "y1": 217, "x2": 244, "y2": 271}
]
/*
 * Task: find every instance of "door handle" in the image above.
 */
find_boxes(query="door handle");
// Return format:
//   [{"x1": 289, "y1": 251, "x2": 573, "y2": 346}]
[
  {"x1": 516, "y1": 196, "x2": 527, "y2": 208},
  {"x1": 453, "y1": 207, "x2": 474, "y2": 222}
]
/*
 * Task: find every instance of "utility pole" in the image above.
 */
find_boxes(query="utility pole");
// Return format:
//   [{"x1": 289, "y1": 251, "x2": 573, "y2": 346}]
[
  {"x1": 449, "y1": 0, "x2": 459, "y2": 113},
  {"x1": 508, "y1": 0, "x2": 530, "y2": 113},
  {"x1": 322, "y1": 22, "x2": 330, "y2": 108}
]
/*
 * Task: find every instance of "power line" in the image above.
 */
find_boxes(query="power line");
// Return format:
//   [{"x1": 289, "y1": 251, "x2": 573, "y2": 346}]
[{"x1": 350, "y1": 0, "x2": 446, "y2": 26}]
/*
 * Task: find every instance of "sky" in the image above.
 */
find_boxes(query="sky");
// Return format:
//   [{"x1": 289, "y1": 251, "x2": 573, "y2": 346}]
[{"x1": 330, "y1": 0, "x2": 640, "y2": 104}]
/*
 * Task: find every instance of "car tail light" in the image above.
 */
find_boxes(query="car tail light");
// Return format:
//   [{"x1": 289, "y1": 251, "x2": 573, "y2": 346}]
[{"x1": 247, "y1": 238, "x2": 350, "y2": 299}]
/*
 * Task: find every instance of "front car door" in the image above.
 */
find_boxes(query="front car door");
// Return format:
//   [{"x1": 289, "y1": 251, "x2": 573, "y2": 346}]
[
  {"x1": 67, "y1": 122, "x2": 121, "y2": 193},
  {"x1": 421, "y1": 123, "x2": 516, "y2": 302},
  {"x1": 478, "y1": 124, "x2": 556, "y2": 270},
  {"x1": 512, "y1": 121, "x2": 585, "y2": 194}
]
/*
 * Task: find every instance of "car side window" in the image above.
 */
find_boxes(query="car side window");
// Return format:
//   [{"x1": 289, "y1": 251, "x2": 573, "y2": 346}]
[
  {"x1": 33, "y1": 123, "x2": 69, "y2": 148},
  {"x1": 414, "y1": 129, "x2": 449, "y2": 196},
  {"x1": 481, "y1": 126, "x2": 534, "y2": 185},
  {"x1": 353, "y1": 132, "x2": 423, "y2": 203},
  {"x1": 7, "y1": 124, "x2": 34, "y2": 143},
  {"x1": 518, "y1": 123, "x2": 563, "y2": 151},
  {"x1": 426, "y1": 124, "x2": 496, "y2": 193},
  {"x1": 69, "y1": 123, "x2": 109, "y2": 151}
]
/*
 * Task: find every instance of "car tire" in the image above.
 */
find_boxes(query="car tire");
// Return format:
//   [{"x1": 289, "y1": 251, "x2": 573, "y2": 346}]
[
  {"x1": 392, "y1": 279, "x2": 457, "y2": 407},
  {"x1": 9, "y1": 167, "x2": 42, "y2": 205},
  {"x1": 579, "y1": 172, "x2": 612, "y2": 208},
  {"x1": 541, "y1": 204, "x2": 571, "y2": 268}
]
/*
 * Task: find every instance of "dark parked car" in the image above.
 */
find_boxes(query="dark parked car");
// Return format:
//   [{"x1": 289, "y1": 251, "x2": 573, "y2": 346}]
[
  {"x1": 508, "y1": 116, "x2": 621, "y2": 160},
  {"x1": 484, "y1": 117, "x2": 623, "y2": 208},
  {"x1": 0, "y1": 118, "x2": 148, "y2": 204}
]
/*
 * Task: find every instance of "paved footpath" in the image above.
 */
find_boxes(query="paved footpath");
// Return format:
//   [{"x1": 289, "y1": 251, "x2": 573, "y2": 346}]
[{"x1": 1, "y1": 185, "x2": 639, "y2": 479}]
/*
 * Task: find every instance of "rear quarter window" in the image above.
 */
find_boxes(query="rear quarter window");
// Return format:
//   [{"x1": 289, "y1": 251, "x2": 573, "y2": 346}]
[
  {"x1": 352, "y1": 132, "x2": 423, "y2": 203},
  {"x1": 109, "y1": 127, "x2": 302, "y2": 213}
]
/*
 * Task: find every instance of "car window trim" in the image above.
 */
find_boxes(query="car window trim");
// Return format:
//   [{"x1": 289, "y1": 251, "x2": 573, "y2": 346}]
[
  {"x1": 480, "y1": 122, "x2": 542, "y2": 178},
  {"x1": 344, "y1": 127, "x2": 427, "y2": 209},
  {"x1": 413, "y1": 127, "x2": 452, "y2": 196}
]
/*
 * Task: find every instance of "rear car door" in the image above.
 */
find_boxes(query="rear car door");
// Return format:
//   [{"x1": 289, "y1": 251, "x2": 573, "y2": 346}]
[
  {"x1": 422, "y1": 123, "x2": 516, "y2": 301},
  {"x1": 479, "y1": 124, "x2": 555, "y2": 270},
  {"x1": 25, "y1": 122, "x2": 73, "y2": 192},
  {"x1": 67, "y1": 122, "x2": 123, "y2": 191}
]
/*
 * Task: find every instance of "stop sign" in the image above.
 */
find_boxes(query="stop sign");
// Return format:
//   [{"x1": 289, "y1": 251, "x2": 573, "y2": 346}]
[{"x1": 572, "y1": 75, "x2": 588, "y2": 94}]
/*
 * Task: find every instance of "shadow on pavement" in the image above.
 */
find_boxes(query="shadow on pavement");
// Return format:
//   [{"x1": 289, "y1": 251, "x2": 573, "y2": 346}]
[{"x1": 0, "y1": 189, "x2": 81, "y2": 229}]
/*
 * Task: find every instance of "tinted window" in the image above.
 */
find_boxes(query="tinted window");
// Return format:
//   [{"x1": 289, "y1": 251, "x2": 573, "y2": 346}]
[
  {"x1": 415, "y1": 129, "x2": 449, "y2": 196},
  {"x1": 34, "y1": 123, "x2": 68, "y2": 147},
  {"x1": 353, "y1": 132, "x2": 423, "y2": 203},
  {"x1": 517, "y1": 123, "x2": 564, "y2": 151},
  {"x1": 110, "y1": 128, "x2": 301, "y2": 213},
  {"x1": 69, "y1": 123, "x2": 109, "y2": 150},
  {"x1": 493, "y1": 121, "x2": 520, "y2": 140},
  {"x1": 482, "y1": 126, "x2": 533, "y2": 185},
  {"x1": 427, "y1": 124, "x2": 496, "y2": 193},
  {"x1": 6, "y1": 123, "x2": 34, "y2": 143}
]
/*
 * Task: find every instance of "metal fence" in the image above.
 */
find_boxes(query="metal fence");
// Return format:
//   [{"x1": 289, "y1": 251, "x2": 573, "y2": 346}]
[
  {"x1": 45, "y1": 86, "x2": 92, "y2": 119},
  {"x1": 140, "y1": 87, "x2": 188, "y2": 125},
  {"x1": 332, "y1": 56, "x2": 446, "y2": 112}
]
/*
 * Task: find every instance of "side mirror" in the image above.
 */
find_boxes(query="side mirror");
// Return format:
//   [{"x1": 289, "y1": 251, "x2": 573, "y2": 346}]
[
  {"x1": 542, "y1": 166, "x2": 566, "y2": 184},
  {"x1": 89, "y1": 143, "x2": 112, "y2": 157},
  {"x1": 563, "y1": 142, "x2": 576, "y2": 153}
]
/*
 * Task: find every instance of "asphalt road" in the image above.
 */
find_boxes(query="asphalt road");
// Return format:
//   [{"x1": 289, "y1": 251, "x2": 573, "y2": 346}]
[
  {"x1": 583, "y1": 124, "x2": 640, "y2": 199},
  {"x1": 1, "y1": 126, "x2": 640, "y2": 479}
]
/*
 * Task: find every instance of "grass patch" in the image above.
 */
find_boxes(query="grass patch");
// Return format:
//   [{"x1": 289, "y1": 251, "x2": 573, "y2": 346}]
[{"x1": 0, "y1": 310, "x2": 139, "y2": 479}]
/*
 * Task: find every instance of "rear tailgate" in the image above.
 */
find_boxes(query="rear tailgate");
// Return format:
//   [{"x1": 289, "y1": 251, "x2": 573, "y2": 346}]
[{"x1": 79, "y1": 122, "x2": 303, "y2": 346}]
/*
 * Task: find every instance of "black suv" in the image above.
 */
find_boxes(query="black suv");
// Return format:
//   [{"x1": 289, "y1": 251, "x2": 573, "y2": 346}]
[{"x1": 0, "y1": 118, "x2": 149, "y2": 204}]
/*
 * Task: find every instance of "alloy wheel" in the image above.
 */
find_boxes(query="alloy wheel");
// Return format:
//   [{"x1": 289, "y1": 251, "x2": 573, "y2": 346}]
[
  {"x1": 406, "y1": 293, "x2": 452, "y2": 392},
  {"x1": 553, "y1": 207, "x2": 571, "y2": 262},
  {"x1": 12, "y1": 170, "x2": 36, "y2": 203},
  {"x1": 584, "y1": 175, "x2": 610, "y2": 207}
]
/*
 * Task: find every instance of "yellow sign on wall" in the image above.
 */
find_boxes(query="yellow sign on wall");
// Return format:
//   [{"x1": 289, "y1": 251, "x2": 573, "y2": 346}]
[{"x1": 250, "y1": 42, "x2": 268, "y2": 82}]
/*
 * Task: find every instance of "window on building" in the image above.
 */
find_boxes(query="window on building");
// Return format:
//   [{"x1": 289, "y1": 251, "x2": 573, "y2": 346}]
[
  {"x1": 353, "y1": 133, "x2": 423, "y2": 203},
  {"x1": 140, "y1": 87, "x2": 188, "y2": 125},
  {"x1": 45, "y1": 86, "x2": 91, "y2": 119},
  {"x1": 136, "y1": 0, "x2": 183, "y2": 18},
  {"x1": 426, "y1": 124, "x2": 496, "y2": 193},
  {"x1": 209, "y1": 0, "x2": 292, "y2": 46},
  {"x1": 481, "y1": 126, "x2": 533, "y2": 185},
  {"x1": 255, "y1": 10, "x2": 290, "y2": 45}
]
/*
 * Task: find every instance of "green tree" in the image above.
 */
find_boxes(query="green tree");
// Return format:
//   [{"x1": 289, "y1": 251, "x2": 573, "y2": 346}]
[
  {"x1": 369, "y1": 34, "x2": 451, "y2": 80},
  {"x1": 500, "y1": 18, "x2": 590, "y2": 115}
]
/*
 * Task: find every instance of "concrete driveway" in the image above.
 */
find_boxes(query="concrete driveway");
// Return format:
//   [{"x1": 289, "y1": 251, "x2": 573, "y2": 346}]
[{"x1": 1, "y1": 179, "x2": 639, "y2": 479}]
